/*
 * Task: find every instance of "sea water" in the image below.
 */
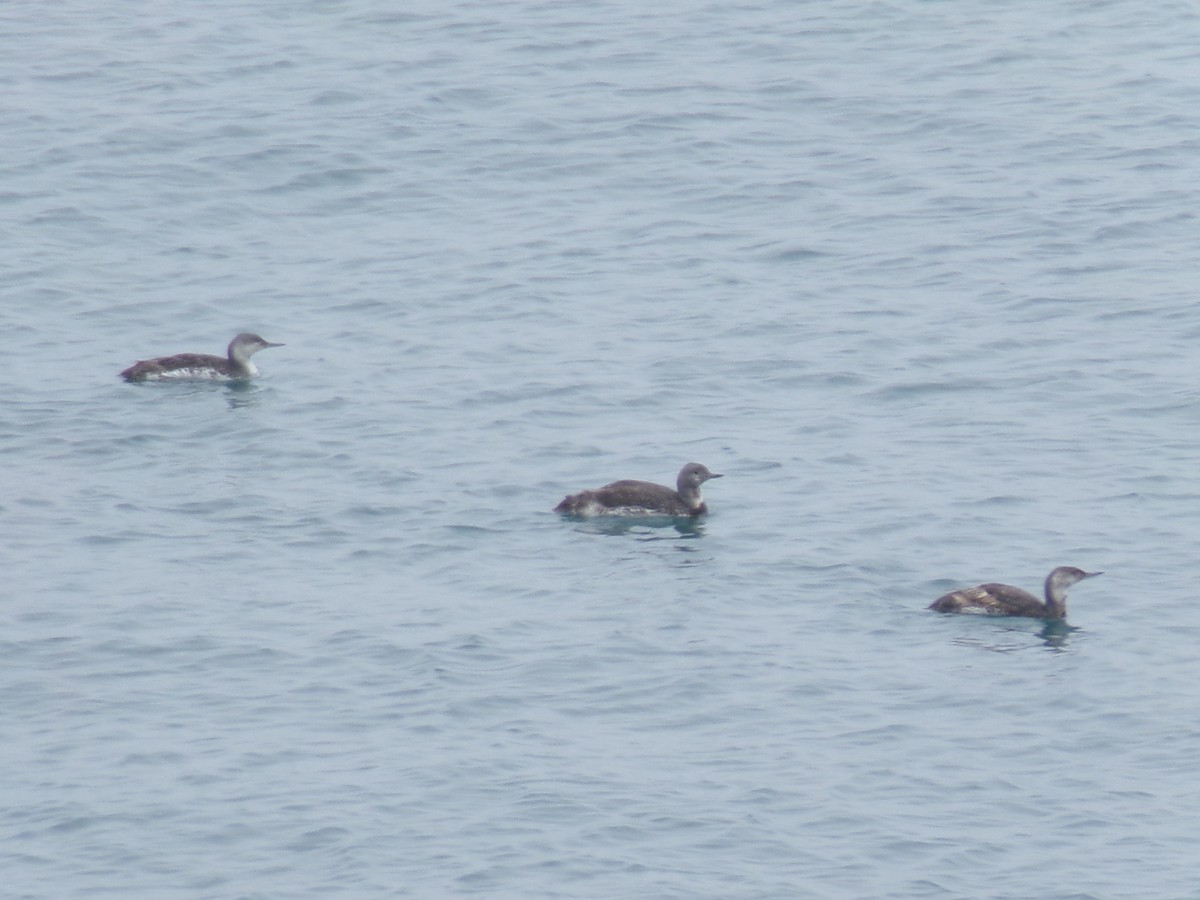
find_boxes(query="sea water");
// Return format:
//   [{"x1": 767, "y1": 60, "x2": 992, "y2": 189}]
[{"x1": 3, "y1": 1, "x2": 1200, "y2": 897}]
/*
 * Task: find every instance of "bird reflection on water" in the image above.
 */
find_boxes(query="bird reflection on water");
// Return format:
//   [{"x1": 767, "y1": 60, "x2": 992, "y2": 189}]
[
  {"x1": 568, "y1": 516, "x2": 707, "y2": 540},
  {"x1": 946, "y1": 617, "x2": 1080, "y2": 653}
]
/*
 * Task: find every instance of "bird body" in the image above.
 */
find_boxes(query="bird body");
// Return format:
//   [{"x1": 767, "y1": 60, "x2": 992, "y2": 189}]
[
  {"x1": 121, "y1": 333, "x2": 282, "y2": 382},
  {"x1": 930, "y1": 566, "x2": 1101, "y2": 619},
  {"x1": 555, "y1": 462, "x2": 722, "y2": 517}
]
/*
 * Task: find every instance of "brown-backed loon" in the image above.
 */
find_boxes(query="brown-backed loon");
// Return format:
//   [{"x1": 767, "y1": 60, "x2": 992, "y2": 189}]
[
  {"x1": 929, "y1": 566, "x2": 1101, "y2": 619},
  {"x1": 554, "y1": 462, "x2": 722, "y2": 517},
  {"x1": 120, "y1": 333, "x2": 283, "y2": 383}
]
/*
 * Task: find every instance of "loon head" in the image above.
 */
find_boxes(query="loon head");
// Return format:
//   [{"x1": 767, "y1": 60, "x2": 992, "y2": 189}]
[
  {"x1": 228, "y1": 333, "x2": 284, "y2": 364},
  {"x1": 1045, "y1": 566, "x2": 1102, "y2": 604},
  {"x1": 676, "y1": 462, "x2": 722, "y2": 493}
]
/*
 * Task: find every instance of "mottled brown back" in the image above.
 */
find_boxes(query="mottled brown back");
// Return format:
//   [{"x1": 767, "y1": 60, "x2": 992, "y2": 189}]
[
  {"x1": 929, "y1": 583, "x2": 1047, "y2": 617},
  {"x1": 120, "y1": 352, "x2": 232, "y2": 382}
]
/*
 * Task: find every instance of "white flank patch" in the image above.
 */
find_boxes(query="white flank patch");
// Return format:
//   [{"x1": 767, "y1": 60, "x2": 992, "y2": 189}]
[{"x1": 150, "y1": 368, "x2": 237, "y2": 382}]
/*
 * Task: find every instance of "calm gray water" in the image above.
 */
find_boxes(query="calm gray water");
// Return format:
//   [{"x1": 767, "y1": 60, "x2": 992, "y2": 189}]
[{"x1": 3, "y1": 1, "x2": 1200, "y2": 897}]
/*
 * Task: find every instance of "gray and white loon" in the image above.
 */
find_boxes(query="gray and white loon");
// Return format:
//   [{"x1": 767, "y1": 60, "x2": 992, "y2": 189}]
[
  {"x1": 120, "y1": 333, "x2": 283, "y2": 383},
  {"x1": 554, "y1": 462, "x2": 723, "y2": 517},
  {"x1": 929, "y1": 566, "x2": 1101, "y2": 619}
]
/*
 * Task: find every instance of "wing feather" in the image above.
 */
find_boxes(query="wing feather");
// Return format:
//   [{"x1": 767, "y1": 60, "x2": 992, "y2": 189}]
[{"x1": 930, "y1": 582, "x2": 1046, "y2": 616}]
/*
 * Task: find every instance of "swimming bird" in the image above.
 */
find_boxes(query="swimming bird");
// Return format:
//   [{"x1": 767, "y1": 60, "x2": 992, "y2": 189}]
[
  {"x1": 929, "y1": 566, "x2": 1101, "y2": 619},
  {"x1": 120, "y1": 333, "x2": 283, "y2": 382},
  {"x1": 554, "y1": 462, "x2": 723, "y2": 517}
]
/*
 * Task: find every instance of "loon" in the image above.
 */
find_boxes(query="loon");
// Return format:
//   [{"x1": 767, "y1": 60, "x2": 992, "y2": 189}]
[
  {"x1": 554, "y1": 462, "x2": 722, "y2": 517},
  {"x1": 120, "y1": 333, "x2": 283, "y2": 383},
  {"x1": 929, "y1": 566, "x2": 1101, "y2": 619}
]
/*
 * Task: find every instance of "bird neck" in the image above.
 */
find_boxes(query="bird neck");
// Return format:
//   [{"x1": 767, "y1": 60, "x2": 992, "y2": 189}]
[{"x1": 1042, "y1": 580, "x2": 1068, "y2": 618}]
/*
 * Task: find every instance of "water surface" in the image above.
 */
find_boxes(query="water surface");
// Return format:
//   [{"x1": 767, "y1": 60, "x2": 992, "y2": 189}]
[{"x1": 3, "y1": 1, "x2": 1200, "y2": 897}]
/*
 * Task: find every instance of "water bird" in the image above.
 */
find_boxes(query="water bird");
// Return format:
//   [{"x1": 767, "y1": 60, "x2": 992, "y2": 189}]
[
  {"x1": 929, "y1": 566, "x2": 1101, "y2": 619},
  {"x1": 554, "y1": 462, "x2": 723, "y2": 517},
  {"x1": 120, "y1": 333, "x2": 283, "y2": 382}
]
